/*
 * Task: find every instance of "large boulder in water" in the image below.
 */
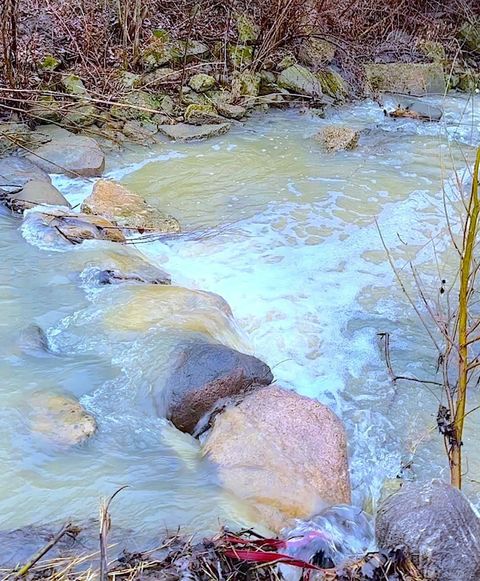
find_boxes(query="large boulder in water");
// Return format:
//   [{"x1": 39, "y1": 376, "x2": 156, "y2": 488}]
[
  {"x1": 0, "y1": 156, "x2": 70, "y2": 212},
  {"x1": 26, "y1": 126, "x2": 105, "y2": 177},
  {"x1": 376, "y1": 479, "x2": 480, "y2": 581},
  {"x1": 81, "y1": 179, "x2": 180, "y2": 234},
  {"x1": 202, "y1": 385, "x2": 351, "y2": 532},
  {"x1": 164, "y1": 341, "x2": 273, "y2": 434}
]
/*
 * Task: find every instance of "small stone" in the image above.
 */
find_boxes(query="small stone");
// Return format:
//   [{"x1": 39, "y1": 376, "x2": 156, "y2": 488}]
[
  {"x1": 141, "y1": 68, "x2": 182, "y2": 89},
  {"x1": 29, "y1": 96, "x2": 62, "y2": 123},
  {"x1": 417, "y1": 40, "x2": 446, "y2": 62},
  {"x1": 316, "y1": 125, "x2": 359, "y2": 152},
  {"x1": 316, "y1": 68, "x2": 348, "y2": 100},
  {"x1": 188, "y1": 73, "x2": 216, "y2": 92},
  {"x1": 63, "y1": 103, "x2": 98, "y2": 127},
  {"x1": 459, "y1": 19, "x2": 480, "y2": 53},
  {"x1": 184, "y1": 103, "x2": 222, "y2": 125},
  {"x1": 376, "y1": 479, "x2": 480, "y2": 581},
  {"x1": 216, "y1": 102, "x2": 246, "y2": 120},
  {"x1": 110, "y1": 91, "x2": 160, "y2": 121},
  {"x1": 158, "y1": 122, "x2": 231, "y2": 141},
  {"x1": 116, "y1": 71, "x2": 142, "y2": 89},
  {"x1": 29, "y1": 393, "x2": 96, "y2": 447},
  {"x1": 232, "y1": 71, "x2": 261, "y2": 97},
  {"x1": 62, "y1": 74, "x2": 88, "y2": 96},
  {"x1": 278, "y1": 54, "x2": 297, "y2": 71}
]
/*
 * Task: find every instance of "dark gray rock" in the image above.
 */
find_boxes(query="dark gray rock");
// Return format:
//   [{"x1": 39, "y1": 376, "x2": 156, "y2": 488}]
[
  {"x1": 96, "y1": 267, "x2": 171, "y2": 286},
  {"x1": 163, "y1": 341, "x2": 273, "y2": 434},
  {"x1": 17, "y1": 324, "x2": 50, "y2": 356},
  {"x1": 376, "y1": 479, "x2": 480, "y2": 581}
]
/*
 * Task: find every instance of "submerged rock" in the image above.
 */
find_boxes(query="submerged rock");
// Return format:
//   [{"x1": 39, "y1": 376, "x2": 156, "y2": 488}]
[
  {"x1": 316, "y1": 126, "x2": 359, "y2": 152},
  {"x1": 165, "y1": 341, "x2": 273, "y2": 434},
  {"x1": 81, "y1": 179, "x2": 180, "y2": 234},
  {"x1": 23, "y1": 207, "x2": 126, "y2": 246},
  {"x1": 382, "y1": 93, "x2": 443, "y2": 121},
  {"x1": 364, "y1": 62, "x2": 445, "y2": 95},
  {"x1": 100, "y1": 285, "x2": 245, "y2": 351},
  {"x1": 158, "y1": 122, "x2": 231, "y2": 141},
  {"x1": 202, "y1": 385, "x2": 351, "y2": 532},
  {"x1": 28, "y1": 393, "x2": 96, "y2": 446},
  {"x1": 376, "y1": 479, "x2": 480, "y2": 581},
  {"x1": 16, "y1": 324, "x2": 50, "y2": 357},
  {"x1": 26, "y1": 126, "x2": 105, "y2": 177},
  {"x1": 72, "y1": 243, "x2": 171, "y2": 286}
]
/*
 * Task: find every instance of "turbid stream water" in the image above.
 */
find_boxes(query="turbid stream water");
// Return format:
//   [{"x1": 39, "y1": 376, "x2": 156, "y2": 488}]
[{"x1": 1, "y1": 95, "x2": 479, "y2": 541}]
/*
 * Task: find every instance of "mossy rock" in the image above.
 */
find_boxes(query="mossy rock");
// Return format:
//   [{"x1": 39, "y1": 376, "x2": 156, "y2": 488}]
[
  {"x1": 364, "y1": 62, "x2": 445, "y2": 95},
  {"x1": 110, "y1": 91, "x2": 160, "y2": 121},
  {"x1": 0, "y1": 123, "x2": 49, "y2": 155},
  {"x1": 316, "y1": 68, "x2": 348, "y2": 100},
  {"x1": 278, "y1": 54, "x2": 297, "y2": 71},
  {"x1": 459, "y1": 19, "x2": 480, "y2": 53},
  {"x1": 181, "y1": 87, "x2": 209, "y2": 106},
  {"x1": 141, "y1": 40, "x2": 172, "y2": 70},
  {"x1": 232, "y1": 71, "x2": 261, "y2": 97},
  {"x1": 298, "y1": 38, "x2": 336, "y2": 67},
  {"x1": 63, "y1": 103, "x2": 98, "y2": 127},
  {"x1": 184, "y1": 103, "x2": 222, "y2": 125},
  {"x1": 236, "y1": 13, "x2": 259, "y2": 44},
  {"x1": 30, "y1": 95, "x2": 62, "y2": 123},
  {"x1": 38, "y1": 54, "x2": 60, "y2": 72},
  {"x1": 278, "y1": 64, "x2": 323, "y2": 97},
  {"x1": 227, "y1": 44, "x2": 254, "y2": 69},
  {"x1": 62, "y1": 74, "x2": 88, "y2": 96},
  {"x1": 152, "y1": 28, "x2": 171, "y2": 42},
  {"x1": 417, "y1": 40, "x2": 446, "y2": 62},
  {"x1": 170, "y1": 39, "x2": 210, "y2": 62},
  {"x1": 205, "y1": 89, "x2": 233, "y2": 107},
  {"x1": 456, "y1": 69, "x2": 480, "y2": 92},
  {"x1": 122, "y1": 119, "x2": 158, "y2": 143},
  {"x1": 117, "y1": 71, "x2": 142, "y2": 89},
  {"x1": 188, "y1": 73, "x2": 216, "y2": 92},
  {"x1": 159, "y1": 94, "x2": 176, "y2": 115}
]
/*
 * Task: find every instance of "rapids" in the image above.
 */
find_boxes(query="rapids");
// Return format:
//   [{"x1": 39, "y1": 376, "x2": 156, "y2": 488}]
[{"x1": 1, "y1": 95, "x2": 479, "y2": 540}]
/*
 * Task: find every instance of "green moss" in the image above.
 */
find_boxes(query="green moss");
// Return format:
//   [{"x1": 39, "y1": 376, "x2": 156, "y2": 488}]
[
  {"x1": 417, "y1": 40, "x2": 446, "y2": 62},
  {"x1": 39, "y1": 55, "x2": 60, "y2": 71},
  {"x1": 316, "y1": 68, "x2": 348, "y2": 100},
  {"x1": 63, "y1": 74, "x2": 88, "y2": 96},
  {"x1": 236, "y1": 13, "x2": 259, "y2": 44},
  {"x1": 232, "y1": 70, "x2": 261, "y2": 97},
  {"x1": 459, "y1": 20, "x2": 480, "y2": 53},
  {"x1": 153, "y1": 29, "x2": 171, "y2": 42},
  {"x1": 110, "y1": 91, "x2": 160, "y2": 121},
  {"x1": 188, "y1": 73, "x2": 216, "y2": 92},
  {"x1": 227, "y1": 44, "x2": 254, "y2": 69},
  {"x1": 184, "y1": 103, "x2": 220, "y2": 124}
]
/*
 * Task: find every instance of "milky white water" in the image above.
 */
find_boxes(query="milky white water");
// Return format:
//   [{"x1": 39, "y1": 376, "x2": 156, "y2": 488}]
[{"x1": 1, "y1": 95, "x2": 480, "y2": 540}]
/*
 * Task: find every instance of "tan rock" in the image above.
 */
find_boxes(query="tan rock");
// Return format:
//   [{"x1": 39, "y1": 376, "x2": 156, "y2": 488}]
[
  {"x1": 202, "y1": 385, "x2": 351, "y2": 532},
  {"x1": 364, "y1": 62, "x2": 445, "y2": 95},
  {"x1": 316, "y1": 125, "x2": 359, "y2": 152},
  {"x1": 29, "y1": 393, "x2": 96, "y2": 446},
  {"x1": 24, "y1": 207, "x2": 125, "y2": 245},
  {"x1": 81, "y1": 179, "x2": 180, "y2": 234}
]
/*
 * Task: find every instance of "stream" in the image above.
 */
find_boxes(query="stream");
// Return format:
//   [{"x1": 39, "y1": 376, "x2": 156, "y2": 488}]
[{"x1": 1, "y1": 95, "x2": 479, "y2": 541}]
